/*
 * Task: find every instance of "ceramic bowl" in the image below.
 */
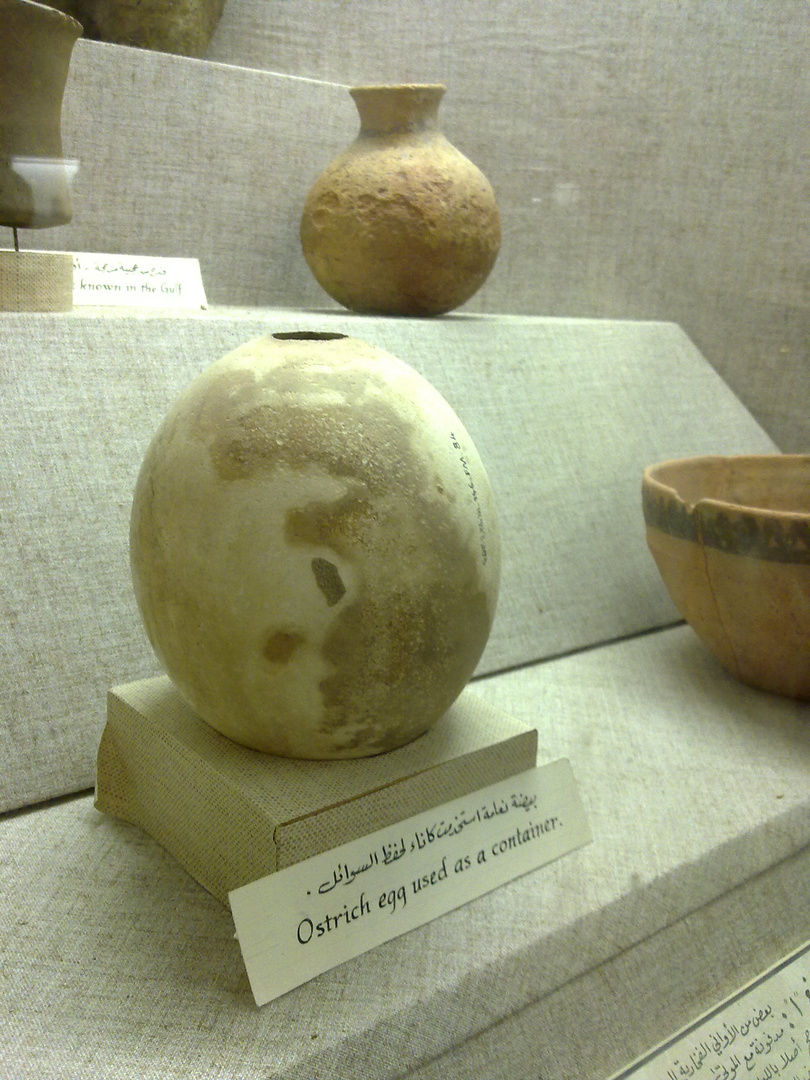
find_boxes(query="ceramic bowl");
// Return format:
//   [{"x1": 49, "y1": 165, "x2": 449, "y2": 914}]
[{"x1": 642, "y1": 455, "x2": 810, "y2": 699}]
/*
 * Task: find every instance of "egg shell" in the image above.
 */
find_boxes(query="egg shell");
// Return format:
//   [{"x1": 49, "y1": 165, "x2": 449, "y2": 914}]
[{"x1": 130, "y1": 333, "x2": 501, "y2": 758}]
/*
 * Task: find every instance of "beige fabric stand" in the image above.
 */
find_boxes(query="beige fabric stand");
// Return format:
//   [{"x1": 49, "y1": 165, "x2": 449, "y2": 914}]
[
  {"x1": 2, "y1": 308, "x2": 807, "y2": 1080},
  {"x1": 0, "y1": 249, "x2": 73, "y2": 311},
  {"x1": 98, "y1": 677, "x2": 538, "y2": 902}
]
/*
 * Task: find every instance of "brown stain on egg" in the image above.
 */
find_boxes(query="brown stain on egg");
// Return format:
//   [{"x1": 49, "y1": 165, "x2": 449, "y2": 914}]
[
  {"x1": 185, "y1": 342, "x2": 494, "y2": 754},
  {"x1": 311, "y1": 557, "x2": 346, "y2": 606},
  {"x1": 201, "y1": 360, "x2": 399, "y2": 488},
  {"x1": 263, "y1": 630, "x2": 305, "y2": 664},
  {"x1": 318, "y1": 581, "x2": 492, "y2": 754},
  {"x1": 287, "y1": 491, "x2": 379, "y2": 552},
  {"x1": 276, "y1": 384, "x2": 491, "y2": 753}
]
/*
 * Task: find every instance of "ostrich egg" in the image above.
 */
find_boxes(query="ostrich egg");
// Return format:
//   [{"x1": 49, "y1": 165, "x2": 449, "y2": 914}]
[{"x1": 130, "y1": 332, "x2": 501, "y2": 758}]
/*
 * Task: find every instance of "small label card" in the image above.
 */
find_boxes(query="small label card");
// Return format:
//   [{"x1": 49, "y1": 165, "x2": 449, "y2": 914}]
[
  {"x1": 229, "y1": 758, "x2": 591, "y2": 1006},
  {"x1": 72, "y1": 252, "x2": 207, "y2": 308},
  {"x1": 608, "y1": 939, "x2": 810, "y2": 1080}
]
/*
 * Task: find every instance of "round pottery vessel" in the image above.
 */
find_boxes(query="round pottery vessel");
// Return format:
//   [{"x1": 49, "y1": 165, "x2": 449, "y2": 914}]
[
  {"x1": 300, "y1": 84, "x2": 501, "y2": 316},
  {"x1": 0, "y1": 0, "x2": 81, "y2": 229},
  {"x1": 642, "y1": 455, "x2": 810, "y2": 700},
  {"x1": 131, "y1": 332, "x2": 501, "y2": 758},
  {"x1": 46, "y1": 0, "x2": 226, "y2": 57}
]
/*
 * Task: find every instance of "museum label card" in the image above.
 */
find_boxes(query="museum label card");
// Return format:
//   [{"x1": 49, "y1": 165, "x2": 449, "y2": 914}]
[
  {"x1": 608, "y1": 938, "x2": 810, "y2": 1080},
  {"x1": 230, "y1": 758, "x2": 590, "y2": 1006},
  {"x1": 72, "y1": 252, "x2": 208, "y2": 308}
]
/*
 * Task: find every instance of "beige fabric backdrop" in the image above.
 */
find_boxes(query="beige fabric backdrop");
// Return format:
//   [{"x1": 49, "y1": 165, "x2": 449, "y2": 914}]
[
  {"x1": 0, "y1": 311, "x2": 775, "y2": 812},
  {"x1": 2, "y1": 9, "x2": 807, "y2": 1073},
  {"x1": 205, "y1": 0, "x2": 810, "y2": 454},
  {"x1": 31, "y1": 4, "x2": 807, "y2": 452}
]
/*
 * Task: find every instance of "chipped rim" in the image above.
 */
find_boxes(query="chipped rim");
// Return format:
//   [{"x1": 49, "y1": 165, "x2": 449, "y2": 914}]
[{"x1": 642, "y1": 454, "x2": 810, "y2": 565}]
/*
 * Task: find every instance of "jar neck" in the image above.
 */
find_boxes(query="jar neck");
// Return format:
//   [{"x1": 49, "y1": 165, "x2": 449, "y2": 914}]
[{"x1": 350, "y1": 84, "x2": 446, "y2": 136}]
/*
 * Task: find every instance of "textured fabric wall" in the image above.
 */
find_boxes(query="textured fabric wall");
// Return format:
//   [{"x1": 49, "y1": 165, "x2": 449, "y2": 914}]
[
  {"x1": 1, "y1": 312, "x2": 776, "y2": 811},
  {"x1": 6, "y1": 5, "x2": 803, "y2": 810},
  {"x1": 207, "y1": 0, "x2": 810, "y2": 452},
  {"x1": 49, "y1": 42, "x2": 349, "y2": 312},
  {"x1": 31, "y1": 5, "x2": 807, "y2": 452}
]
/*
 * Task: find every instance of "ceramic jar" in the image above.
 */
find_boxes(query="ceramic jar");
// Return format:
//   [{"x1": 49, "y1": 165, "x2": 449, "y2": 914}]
[
  {"x1": 300, "y1": 84, "x2": 501, "y2": 316},
  {"x1": 46, "y1": 0, "x2": 226, "y2": 57},
  {"x1": 131, "y1": 332, "x2": 501, "y2": 758},
  {"x1": 0, "y1": 0, "x2": 81, "y2": 230}
]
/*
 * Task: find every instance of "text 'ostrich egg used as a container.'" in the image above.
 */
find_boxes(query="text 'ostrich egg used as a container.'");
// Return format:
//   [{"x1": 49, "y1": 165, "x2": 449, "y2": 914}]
[{"x1": 130, "y1": 332, "x2": 501, "y2": 759}]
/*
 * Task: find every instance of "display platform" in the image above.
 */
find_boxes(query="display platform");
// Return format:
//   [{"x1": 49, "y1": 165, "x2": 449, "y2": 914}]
[
  {"x1": 97, "y1": 677, "x2": 538, "y2": 902},
  {"x1": 2, "y1": 625, "x2": 808, "y2": 1080},
  {"x1": 1, "y1": 309, "x2": 804, "y2": 1079}
]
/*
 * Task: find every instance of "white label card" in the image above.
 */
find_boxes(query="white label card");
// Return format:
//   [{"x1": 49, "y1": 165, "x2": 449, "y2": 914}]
[
  {"x1": 72, "y1": 252, "x2": 208, "y2": 308},
  {"x1": 229, "y1": 758, "x2": 591, "y2": 1006},
  {"x1": 608, "y1": 939, "x2": 810, "y2": 1080}
]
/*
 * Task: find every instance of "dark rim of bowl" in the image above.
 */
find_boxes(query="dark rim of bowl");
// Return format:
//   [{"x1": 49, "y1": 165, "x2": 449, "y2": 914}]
[{"x1": 642, "y1": 458, "x2": 810, "y2": 565}]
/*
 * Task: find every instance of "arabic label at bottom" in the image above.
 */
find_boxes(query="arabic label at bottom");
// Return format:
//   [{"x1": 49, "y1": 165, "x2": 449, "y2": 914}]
[
  {"x1": 608, "y1": 939, "x2": 810, "y2": 1080},
  {"x1": 229, "y1": 758, "x2": 591, "y2": 1006}
]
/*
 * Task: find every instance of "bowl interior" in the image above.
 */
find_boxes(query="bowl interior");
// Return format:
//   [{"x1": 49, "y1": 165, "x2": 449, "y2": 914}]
[{"x1": 647, "y1": 455, "x2": 810, "y2": 515}]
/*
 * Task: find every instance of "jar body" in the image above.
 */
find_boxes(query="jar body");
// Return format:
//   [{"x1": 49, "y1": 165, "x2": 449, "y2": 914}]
[{"x1": 301, "y1": 85, "x2": 501, "y2": 316}]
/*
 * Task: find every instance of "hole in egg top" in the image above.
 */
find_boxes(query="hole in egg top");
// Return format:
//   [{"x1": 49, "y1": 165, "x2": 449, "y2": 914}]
[
  {"x1": 130, "y1": 333, "x2": 501, "y2": 759},
  {"x1": 272, "y1": 331, "x2": 348, "y2": 341}
]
